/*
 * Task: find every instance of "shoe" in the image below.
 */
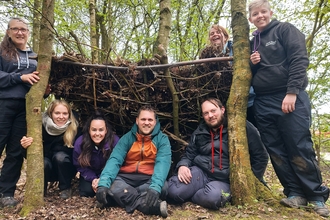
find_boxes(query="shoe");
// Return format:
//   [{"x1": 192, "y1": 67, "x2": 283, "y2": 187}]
[
  {"x1": 59, "y1": 189, "x2": 71, "y2": 199},
  {"x1": 309, "y1": 201, "x2": 330, "y2": 217},
  {"x1": 148, "y1": 200, "x2": 168, "y2": 218},
  {"x1": 280, "y1": 196, "x2": 307, "y2": 208},
  {"x1": 0, "y1": 196, "x2": 18, "y2": 207},
  {"x1": 159, "y1": 201, "x2": 168, "y2": 218},
  {"x1": 95, "y1": 201, "x2": 104, "y2": 209}
]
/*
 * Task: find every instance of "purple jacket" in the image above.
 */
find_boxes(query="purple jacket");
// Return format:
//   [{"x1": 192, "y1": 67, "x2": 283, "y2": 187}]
[{"x1": 73, "y1": 135, "x2": 119, "y2": 182}]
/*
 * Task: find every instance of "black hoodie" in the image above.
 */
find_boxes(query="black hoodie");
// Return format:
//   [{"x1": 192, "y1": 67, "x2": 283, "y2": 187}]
[
  {"x1": 250, "y1": 19, "x2": 309, "y2": 95},
  {"x1": 0, "y1": 48, "x2": 37, "y2": 99}
]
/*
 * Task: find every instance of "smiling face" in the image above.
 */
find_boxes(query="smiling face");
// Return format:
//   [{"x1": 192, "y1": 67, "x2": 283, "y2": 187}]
[
  {"x1": 136, "y1": 110, "x2": 156, "y2": 136},
  {"x1": 249, "y1": 5, "x2": 273, "y2": 32},
  {"x1": 6, "y1": 19, "x2": 30, "y2": 50},
  {"x1": 209, "y1": 27, "x2": 227, "y2": 46},
  {"x1": 51, "y1": 104, "x2": 70, "y2": 127},
  {"x1": 201, "y1": 100, "x2": 225, "y2": 130},
  {"x1": 89, "y1": 119, "x2": 107, "y2": 145}
]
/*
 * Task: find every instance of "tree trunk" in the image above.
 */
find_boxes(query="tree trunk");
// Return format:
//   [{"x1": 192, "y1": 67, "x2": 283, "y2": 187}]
[
  {"x1": 20, "y1": 0, "x2": 55, "y2": 216},
  {"x1": 89, "y1": 0, "x2": 99, "y2": 63},
  {"x1": 32, "y1": 0, "x2": 42, "y2": 53},
  {"x1": 227, "y1": 0, "x2": 259, "y2": 205},
  {"x1": 153, "y1": 0, "x2": 181, "y2": 162}
]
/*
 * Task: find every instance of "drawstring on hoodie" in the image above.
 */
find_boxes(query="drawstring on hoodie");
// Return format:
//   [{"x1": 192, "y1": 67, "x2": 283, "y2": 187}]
[
  {"x1": 16, "y1": 51, "x2": 30, "y2": 69},
  {"x1": 252, "y1": 30, "x2": 261, "y2": 52},
  {"x1": 210, "y1": 125, "x2": 223, "y2": 173}
]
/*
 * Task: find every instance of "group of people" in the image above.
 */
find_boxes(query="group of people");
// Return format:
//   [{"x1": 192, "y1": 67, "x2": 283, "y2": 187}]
[{"x1": 0, "y1": 0, "x2": 329, "y2": 218}]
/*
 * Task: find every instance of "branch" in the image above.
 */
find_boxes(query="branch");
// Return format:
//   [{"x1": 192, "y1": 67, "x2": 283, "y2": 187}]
[{"x1": 54, "y1": 57, "x2": 233, "y2": 71}]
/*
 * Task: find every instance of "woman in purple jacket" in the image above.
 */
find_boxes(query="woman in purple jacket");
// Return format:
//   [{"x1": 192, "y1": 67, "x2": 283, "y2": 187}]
[{"x1": 73, "y1": 111, "x2": 119, "y2": 197}]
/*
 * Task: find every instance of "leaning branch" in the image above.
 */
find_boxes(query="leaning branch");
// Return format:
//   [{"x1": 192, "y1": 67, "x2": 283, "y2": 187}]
[{"x1": 55, "y1": 57, "x2": 233, "y2": 71}]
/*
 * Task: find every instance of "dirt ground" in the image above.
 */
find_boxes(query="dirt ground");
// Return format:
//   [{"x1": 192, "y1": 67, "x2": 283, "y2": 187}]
[{"x1": 0, "y1": 158, "x2": 329, "y2": 219}]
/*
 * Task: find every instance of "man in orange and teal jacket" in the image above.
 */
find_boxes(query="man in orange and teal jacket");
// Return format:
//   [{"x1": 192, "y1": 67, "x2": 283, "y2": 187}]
[{"x1": 96, "y1": 105, "x2": 171, "y2": 218}]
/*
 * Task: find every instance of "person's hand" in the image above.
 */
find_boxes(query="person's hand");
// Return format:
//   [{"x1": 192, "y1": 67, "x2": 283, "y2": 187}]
[
  {"x1": 96, "y1": 187, "x2": 110, "y2": 205},
  {"x1": 145, "y1": 188, "x2": 160, "y2": 207},
  {"x1": 178, "y1": 166, "x2": 192, "y2": 184},
  {"x1": 20, "y1": 71, "x2": 40, "y2": 85},
  {"x1": 92, "y1": 178, "x2": 99, "y2": 193},
  {"x1": 282, "y1": 94, "x2": 297, "y2": 114},
  {"x1": 20, "y1": 136, "x2": 33, "y2": 149},
  {"x1": 250, "y1": 51, "x2": 261, "y2": 65}
]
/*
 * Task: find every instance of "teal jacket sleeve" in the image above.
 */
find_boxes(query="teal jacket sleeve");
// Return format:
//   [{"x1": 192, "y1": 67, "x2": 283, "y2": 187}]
[
  {"x1": 149, "y1": 132, "x2": 172, "y2": 193},
  {"x1": 98, "y1": 132, "x2": 133, "y2": 188}
]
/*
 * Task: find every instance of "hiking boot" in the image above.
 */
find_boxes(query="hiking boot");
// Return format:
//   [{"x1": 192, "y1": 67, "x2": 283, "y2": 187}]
[
  {"x1": 309, "y1": 201, "x2": 330, "y2": 217},
  {"x1": 0, "y1": 196, "x2": 18, "y2": 207},
  {"x1": 148, "y1": 200, "x2": 168, "y2": 218},
  {"x1": 159, "y1": 201, "x2": 168, "y2": 218},
  {"x1": 280, "y1": 196, "x2": 307, "y2": 208},
  {"x1": 59, "y1": 188, "x2": 71, "y2": 199},
  {"x1": 95, "y1": 201, "x2": 104, "y2": 209}
]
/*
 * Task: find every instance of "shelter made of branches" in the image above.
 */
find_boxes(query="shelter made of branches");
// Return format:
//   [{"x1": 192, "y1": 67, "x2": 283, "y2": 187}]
[{"x1": 49, "y1": 51, "x2": 233, "y2": 148}]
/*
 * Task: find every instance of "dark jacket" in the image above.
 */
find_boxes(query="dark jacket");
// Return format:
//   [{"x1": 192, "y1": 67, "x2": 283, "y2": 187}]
[
  {"x1": 250, "y1": 19, "x2": 309, "y2": 95},
  {"x1": 176, "y1": 121, "x2": 268, "y2": 183},
  {"x1": 0, "y1": 49, "x2": 37, "y2": 99},
  {"x1": 98, "y1": 119, "x2": 172, "y2": 193},
  {"x1": 42, "y1": 126, "x2": 79, "y2": 159},
  {"x1": 73, "y1": 134, "x2": 120, "y2": 182}
]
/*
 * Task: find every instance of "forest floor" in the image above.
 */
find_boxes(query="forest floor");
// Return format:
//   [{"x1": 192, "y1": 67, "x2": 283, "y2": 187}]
[{"x1": 0, "y1": 157, "x2": 330, "y2": 220}]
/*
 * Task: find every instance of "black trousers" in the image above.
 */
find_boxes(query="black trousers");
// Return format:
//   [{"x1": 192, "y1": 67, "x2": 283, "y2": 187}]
[
  {"x1": 109, "y1": 175, "x2": 168, "y2": 214},
  {"x1": 0, "y1": 99, "x2": 26, "y2": 197},
  {"x1": 44, "y1": 151, "x2": 76, "y2": 191},
  {"x1": 254, "y1": 91, "x2": 329, "y2": 202},
  {"x1": 78, "y1": 176, "x2": 96, "y2": 197}
]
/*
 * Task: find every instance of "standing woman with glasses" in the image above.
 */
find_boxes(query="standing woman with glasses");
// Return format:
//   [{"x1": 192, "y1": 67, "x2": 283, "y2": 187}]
[{"x1": 0, "y1": 17, "x2": 40, "y2": 207}]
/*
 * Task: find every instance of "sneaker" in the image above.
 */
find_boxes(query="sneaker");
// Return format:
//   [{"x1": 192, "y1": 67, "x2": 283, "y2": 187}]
[
  {"x1": 59, "y1": 189, "x2": 71, "y2": 199},
  {"x1": 0, "y1": 196, "x2": 18, "y2": 207},
  {"x1": 280, "y1": 196, "x2": 307, "y2": 208},
  {"x1": 309, "y1": 201, "x2": 330, "y2": 217},
  {"x1": 159, "y1": 201, "x2": 168, "y2": 218}
]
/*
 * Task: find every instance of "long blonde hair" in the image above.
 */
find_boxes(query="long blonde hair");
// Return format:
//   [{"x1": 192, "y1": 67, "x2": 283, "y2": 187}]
[{"x1": 47, "y1": 100, "x2": 78, "y2": 147}]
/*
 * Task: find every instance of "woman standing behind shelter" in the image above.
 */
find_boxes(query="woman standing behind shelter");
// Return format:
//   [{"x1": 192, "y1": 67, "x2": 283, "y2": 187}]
[
  {"x1": 200, "y1": 24, "x2": 232, "y2": 61},
  {"x1": 21, "y1": 99, "x2": 79, "y2": 199},
  {"x1": 249, "y1": 0, "x2": 329, "y2": 217},
  {"x1": 0, "y1": 17, "x2": 40, "y2": 207},
  {"x1": 200, "y1": 24, "x2": 257, "y2": 127},
  {"x1": 73, "y1": 111, "x2": 119, "y2": 198}
]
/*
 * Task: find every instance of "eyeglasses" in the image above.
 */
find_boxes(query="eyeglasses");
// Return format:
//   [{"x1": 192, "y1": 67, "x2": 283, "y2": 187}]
[{"x1": 9, "y1": 27, "x2": 29, "y2": 33}]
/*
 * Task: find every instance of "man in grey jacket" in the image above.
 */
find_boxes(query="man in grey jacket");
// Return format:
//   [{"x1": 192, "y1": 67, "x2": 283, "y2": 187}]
[{"x1": 167, "y1": 98, "x2": 268, "y2": 209}]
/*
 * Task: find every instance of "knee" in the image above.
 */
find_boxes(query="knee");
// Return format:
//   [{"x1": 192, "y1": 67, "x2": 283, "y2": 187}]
[
  {"x1": 44, "y1": 158, "x2": 52, "y2": 172},
  {"x1": 53, "y1": 151, "x2": 70, "y2": 164},
  {"x1": 167, "y1": 177, "x2": 186, "y2": 203}
]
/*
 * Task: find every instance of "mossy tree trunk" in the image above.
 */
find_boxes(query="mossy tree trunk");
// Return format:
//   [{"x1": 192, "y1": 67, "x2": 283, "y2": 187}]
[
  {"x1": 89, "y1": 0, "x2": 98, "y2": 64},
  {"x1": 153, "y1": 0, "x2": 181, "y2": 162},
  {"x1": 227, "y1": 0, "x2": 272, "y2": 205},
  {"x1": 32, "y1": 0, "x2": 41, "y2": 53},
  {"x1": 20, "y1": 0, "x2": 55, "y2": 216}
]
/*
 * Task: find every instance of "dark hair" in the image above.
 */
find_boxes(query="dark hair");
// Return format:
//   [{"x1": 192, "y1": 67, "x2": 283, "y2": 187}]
[
  {"x1": 0, "y1": 17, "x2": 29, "y2": 60},
  {"x1": 201, "y1": 97, "x2": 228, "y2": 127},
  {"x1": 137, "y1": 105, "x2": 157, "y2": 119},
  {"x1": 201, "y1": 97, "x2": 224, "y2": 108},
  {"x1": 77, "y1": 110, "x2": 115, "y2": 167}
]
